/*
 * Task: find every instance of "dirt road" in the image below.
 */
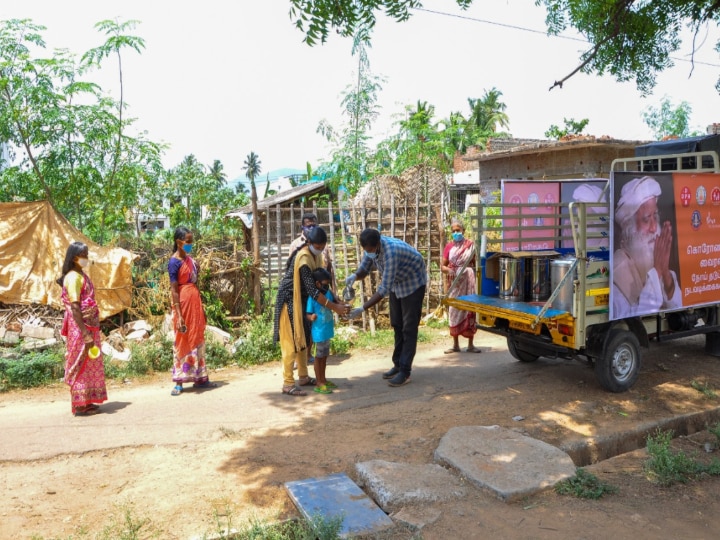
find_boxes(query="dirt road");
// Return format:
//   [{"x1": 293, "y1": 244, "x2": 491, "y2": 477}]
[{"x1": 2, "y1": 328, "x2": 720, "y2": 539}]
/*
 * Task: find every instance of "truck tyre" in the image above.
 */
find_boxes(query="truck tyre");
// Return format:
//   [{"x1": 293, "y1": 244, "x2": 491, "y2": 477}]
[
  {"x1": 595, "y1": 329, "x2": 641, "y2": 392},
  {"x1": 507, "y1": 336, "x2": 540, "y2": 363}
]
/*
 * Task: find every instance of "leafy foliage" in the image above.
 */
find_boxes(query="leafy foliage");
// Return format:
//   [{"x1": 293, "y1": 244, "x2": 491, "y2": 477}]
[
  {"x1": 316, "y1": 38, "x2": 384, "y2": 195},
  {"x1": 289, "y1": 1, "x2": 720, "y2": 93},
  {"x1": 544, "y1": 117, "x2": 589, "y2": 140},
  {"x1": 0, "y1": 18, "x2": 164, "y2": 242},
  {"x1": 554, "y1": 468, "x2": 618, "y2": 499},
  {"x1": 0, "y1": 348, "x2": 64, "y2": 390},
  {"x1": 644, "y1": 428, "x2": 720, "y2": 486},
  {"x1": 233, "y1": 314, "x2": 280, "y2": 367},
  {"x1": 642, "y1": 96, "x2": 702, "y2": 140}
]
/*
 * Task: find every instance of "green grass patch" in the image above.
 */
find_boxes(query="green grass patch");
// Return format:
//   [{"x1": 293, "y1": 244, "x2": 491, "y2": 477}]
[
  {"x1": 0, "y1": 347, "x2": 65, "y2": 390},
  {"x1": 644, "y1": 428, "x2": 720, "y2": 486},
  {"x1": 554, "y1": 468, "x2": 618, "y2": 499},
  {"x1": 690, "y1": 379, "x2": 718, "y2": 399},
  {"x1": 233, "y1": 314, "x2": 280, "y2": 367}
]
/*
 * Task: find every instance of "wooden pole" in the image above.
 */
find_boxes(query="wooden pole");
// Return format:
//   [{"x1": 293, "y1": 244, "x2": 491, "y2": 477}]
[
  {"x1": 426, "y1": 188, "x2": 431, "y2": 313},
  {"x1": 327, "y1": 198, "x2": 337, "y2": 293},
  {"x1": 276, "y1": 203, "x2": 282, "y2": 293},
  {"x1": 403, "y1": 196, "x2": 408, "y2": 243},
  {"x1": 390, "y1": 194, "x2": 396, "y2": 239},
  {"x1": 266, "y1": 206, "x2": 271, "y2": 301}
]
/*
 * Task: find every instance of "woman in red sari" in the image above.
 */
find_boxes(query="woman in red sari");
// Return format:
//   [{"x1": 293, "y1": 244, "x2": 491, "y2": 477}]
[
  {"x1": 441, "y1": 219, "x2": 482, "y2": 353},
  {"x1": 168, "y1": 227, "x2": 216, "y2": 396},
  {"x1": 58, "y1": 242, "x2": 108, "y2": 416}
]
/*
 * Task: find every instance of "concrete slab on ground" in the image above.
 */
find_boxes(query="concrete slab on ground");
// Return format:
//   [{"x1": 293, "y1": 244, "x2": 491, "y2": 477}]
[
  {"x1": 434, "y1": 425, "x2": 576, "y2": 501},
  {"x1": 355, "y1": 460, "x2": 467, "y2": 512}
]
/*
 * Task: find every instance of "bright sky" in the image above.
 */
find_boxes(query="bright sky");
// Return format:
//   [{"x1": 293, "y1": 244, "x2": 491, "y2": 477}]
[{"x1": 6, "y1": 1, "x2": 720, "y2": 184}]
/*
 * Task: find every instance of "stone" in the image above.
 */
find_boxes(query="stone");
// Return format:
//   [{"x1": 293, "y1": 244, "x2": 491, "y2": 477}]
[
  {"x1": 434, "y1": 425, "x2": 576, "y2": 502},
  {"x1": 21, "y1": 338, "x2": 58, "y2": 351},
  {"x1": 355, "y1": 460, "x2": 467, "y2": 512},
  {"x1": 391, "y1": 506, "x2": 442, "y2": 531},
  {"x1": 125, "y1": 329, "x2": 149, "y2": 341},
  {"x1": 20, "y1": 325, "x2": 56, "y2": 340},
  {"x1": 1, "y1": 330, "x2": 20, "y2": 345}
]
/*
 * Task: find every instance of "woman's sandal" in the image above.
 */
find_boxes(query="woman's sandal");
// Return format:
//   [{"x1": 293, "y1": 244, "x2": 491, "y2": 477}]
[
  {"x1": 171, "y1": 385, "x2": 183, "y2": 396},
  {"x1": 298, "y1": 376, "x2": 316, "y2": 386},
  {"x1": 282, "y1": 386, "x2": 307, "y2": 396},
  {"x1": 193, "y1": 381, "x2": 218, "y2": 389},
  {"x1": 73, "y1": 406, "x2": 100, "y2": 416},
  {"x1": 314, "y1": 385, "x2": 333, "y2": 394}
]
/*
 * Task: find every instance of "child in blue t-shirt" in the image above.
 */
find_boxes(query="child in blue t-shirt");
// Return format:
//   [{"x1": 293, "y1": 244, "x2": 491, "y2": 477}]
[{"x1": 306, "y1": 268, "x2": 336, "y2": 394}]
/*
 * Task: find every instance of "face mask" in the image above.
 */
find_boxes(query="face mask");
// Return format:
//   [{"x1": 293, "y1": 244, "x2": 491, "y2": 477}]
[
  {"x1": 364, "y1": 250, "x2": 377, "y2": 259},
  {"x1": 182, "y1": 243, "x2": 193, "y2": 254},
  {"x1": 319, "y1": 284, "x2": 330, "y2": 293},
  {"x1": 452, "y1": 232, "x2": 464, "y2": 242},
  {"x1": 77, "y1": 257, "x2": 89, "y2": 268},
  {"x1": 309, "y1": 245, "x2": 323, "y2": 256}
]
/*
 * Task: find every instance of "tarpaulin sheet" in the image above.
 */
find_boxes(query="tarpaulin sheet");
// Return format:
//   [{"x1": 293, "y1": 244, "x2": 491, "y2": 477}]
[{"x1": 0, "y1": 201, "x2": 135, "y2": 319}]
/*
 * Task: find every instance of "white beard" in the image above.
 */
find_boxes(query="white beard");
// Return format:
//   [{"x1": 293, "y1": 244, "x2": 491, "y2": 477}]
[{"x1": 623, "y1": 223, "x2": 657, "y2": 278}]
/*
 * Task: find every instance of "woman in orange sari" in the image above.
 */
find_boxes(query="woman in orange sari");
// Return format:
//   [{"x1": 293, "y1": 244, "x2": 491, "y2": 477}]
[
  {"x1": 58, "y1": 242, "x2": 108, "y2": 416},
  {"x1": 441, "y1": 219, "x2": 481, "y2": 353},
  {"x1": 168, "y1": 227, "x2": 215, "y2": 396}
]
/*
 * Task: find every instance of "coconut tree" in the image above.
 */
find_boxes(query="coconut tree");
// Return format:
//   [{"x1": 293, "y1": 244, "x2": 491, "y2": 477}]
[
  {"x1": 208, "y1": 159, "x2": 227, "y2": 189},
  {"x1": 243, "y1": 151, "x2": 262, "y2": 314}
]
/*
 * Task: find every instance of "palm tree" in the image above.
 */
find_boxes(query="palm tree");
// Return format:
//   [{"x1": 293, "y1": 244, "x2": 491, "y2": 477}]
[
  {"x1": 243, "y1": 151, "x2": 262, "y2": 314},
  {"x1": 467, "y1": 87, "x2": 510, "y2": 134},
  {"x1": 208, "y1": 159, "x2": 227, "y2": 189}
]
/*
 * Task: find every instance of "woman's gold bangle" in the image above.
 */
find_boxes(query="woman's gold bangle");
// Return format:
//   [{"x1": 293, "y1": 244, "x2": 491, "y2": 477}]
[{"x1": 324, "y1": 298, "x2": 329, "y2": 307}]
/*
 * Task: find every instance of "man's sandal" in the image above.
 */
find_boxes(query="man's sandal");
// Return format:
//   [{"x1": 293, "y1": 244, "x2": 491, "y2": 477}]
[
  {"x1": 282, "y1": 386, "x2": 307, "y2": 396},
  {"x1": 314, "y1": 385, "x2": 333, "y2": 394},
  {"x1": 298, "y1": 376, "x2": 316, "y2": 386}
]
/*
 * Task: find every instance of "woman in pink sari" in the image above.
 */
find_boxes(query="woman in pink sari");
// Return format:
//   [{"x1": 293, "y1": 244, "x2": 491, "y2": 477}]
[
  {"x1": 58, "y1": 242, "x2": 108, "y2": 416},
  {"x1": 168, "y1": 227, "x2": 216, "y2": 396},
  {"x1": 441, "y1": 219, "x2": 481, "y2": 353}
]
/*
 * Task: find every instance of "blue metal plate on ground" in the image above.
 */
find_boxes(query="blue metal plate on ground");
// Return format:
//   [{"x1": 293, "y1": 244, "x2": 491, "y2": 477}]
[{"x1": 285, "y1": 472, "x2": 394, "y2": 538}]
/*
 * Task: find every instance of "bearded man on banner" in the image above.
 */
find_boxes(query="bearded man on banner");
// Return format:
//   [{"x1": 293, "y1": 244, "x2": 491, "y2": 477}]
[{"x1": 613, "y1": 176, "x2": 681, "y2": 318}]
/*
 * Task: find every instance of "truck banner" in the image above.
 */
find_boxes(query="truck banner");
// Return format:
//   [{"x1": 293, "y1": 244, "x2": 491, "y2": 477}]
[
  {"x1": 610, "y1": 171, "x2": 720, "y2": 320},
  {"x1": 501, "y1": 181, "x2": 560, "y2": 251},
  {"x1": 559, "y1": 179, "x2": 609, "y2": 249}
]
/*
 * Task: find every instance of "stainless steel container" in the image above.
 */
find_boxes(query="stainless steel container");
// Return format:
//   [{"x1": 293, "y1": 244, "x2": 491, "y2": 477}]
[
  {"x1": 531, "y1": 257, "x2": 551, "y2": 301},
  {"x1": 550, "y1": 258, "x2": 576, "y2": 312},
  {"x1": 499, "y1": 257, "x2": 523, "y2": 301}
]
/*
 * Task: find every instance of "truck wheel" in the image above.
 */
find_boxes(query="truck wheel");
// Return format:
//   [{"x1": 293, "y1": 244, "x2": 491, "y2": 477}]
[
  {"x1": 507, "y1": 337, "x2": 540, "y2": 363},
  {"x1": 595, "y1": 329, "x2": 641, "y2": 392}
]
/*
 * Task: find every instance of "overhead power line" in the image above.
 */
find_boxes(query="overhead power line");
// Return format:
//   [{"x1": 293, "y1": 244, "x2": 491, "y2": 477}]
[{"x1": 411, "y1": 7, "x2": 720, "y2": 68}]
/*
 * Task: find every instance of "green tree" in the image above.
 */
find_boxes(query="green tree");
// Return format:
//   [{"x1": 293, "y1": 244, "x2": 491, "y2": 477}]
[
  {"x1": 0, "y1": 18, "x2": 162, "y2": 242},
  {"x1": 317, "y1": 37, "x2": 384, "y2": 195},
  {"x1": 642, "y1": 96, "x2": 700, "y2": 140},
  {"x1": 467, "y1": 88, "x2": 509, "y2": 134},
  {"x1": 289, "y1": 1, "x2": 720, "y2": 93},
  {"x1": 208, "y1": 159, "x2": 227, "y2": 189},
  {"x1": 544, "y1": 117, "x2": 590, "y2": 140},
  {"x1": 243, "y1": 151, "x2": 262, "y2": 314}
]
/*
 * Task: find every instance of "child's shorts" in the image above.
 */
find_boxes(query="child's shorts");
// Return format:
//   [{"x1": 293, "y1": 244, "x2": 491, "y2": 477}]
[{"x1": 315, "y1": 340, "x2": 330, "y2": 357}]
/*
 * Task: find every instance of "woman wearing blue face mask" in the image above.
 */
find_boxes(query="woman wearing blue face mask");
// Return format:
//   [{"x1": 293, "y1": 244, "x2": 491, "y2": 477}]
[
  {"x1": 168, "y1": 226, "x2": 216, "y2": 396},
  {"x1": 274, "y1": 226, "x2": 350, "y2": 396},
  {"x1": 441, "y1": 218, "x2": 481, "y2": 353}
]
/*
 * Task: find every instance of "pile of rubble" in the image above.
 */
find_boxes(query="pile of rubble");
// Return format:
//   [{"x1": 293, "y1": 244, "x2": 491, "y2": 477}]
[{"x1": 1, "y1": 306, "x2": 239, "y2": 361}]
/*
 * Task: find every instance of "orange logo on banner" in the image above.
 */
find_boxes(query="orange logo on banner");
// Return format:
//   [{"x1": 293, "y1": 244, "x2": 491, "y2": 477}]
[{"x1": 674, "y1": 173, "x2": 720, "y2": 306}]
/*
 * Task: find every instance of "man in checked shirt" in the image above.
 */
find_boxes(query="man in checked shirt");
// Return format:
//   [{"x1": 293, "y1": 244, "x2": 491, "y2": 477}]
[{"x1": 345, "y1": 228, "x2": 427, "y2": 387}]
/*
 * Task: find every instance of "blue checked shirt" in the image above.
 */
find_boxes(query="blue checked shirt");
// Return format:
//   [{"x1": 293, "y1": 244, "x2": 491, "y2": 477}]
[{"x1": 358, "y1": 236, "x2": 427, "y2": 298}]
